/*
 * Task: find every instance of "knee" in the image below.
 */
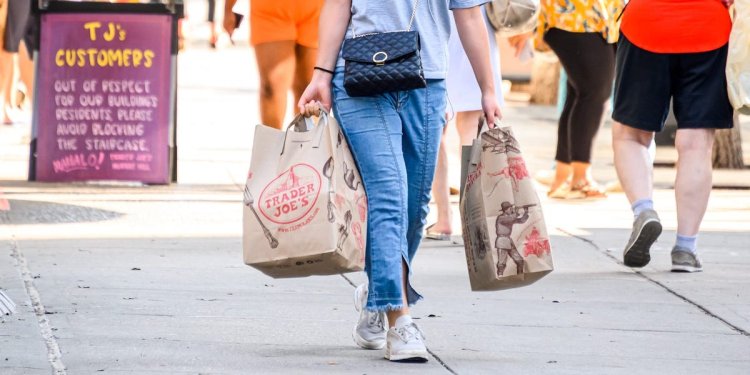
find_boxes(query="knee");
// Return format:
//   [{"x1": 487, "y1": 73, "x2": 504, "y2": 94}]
[
  {"x1": 574, "y1": 79, "x2": 612, "y2": 104},
  {"x1": 613, "y1": 122, "x2": 653, "y2": 146},
  {"x1": 259, "y1": 80, "x2": 283, "y2": 100},
  {"x1": 675, "y1": 129, "x2": 714, "y2": 154}
]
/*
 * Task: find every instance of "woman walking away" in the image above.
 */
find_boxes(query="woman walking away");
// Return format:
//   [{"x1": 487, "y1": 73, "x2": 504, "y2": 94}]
[
  {"x1": 298, "y1": 0, "x2": 502, "y2": 362},
  {"x1": 532, "y1": 0, "x2": 624, "y2": 199}
]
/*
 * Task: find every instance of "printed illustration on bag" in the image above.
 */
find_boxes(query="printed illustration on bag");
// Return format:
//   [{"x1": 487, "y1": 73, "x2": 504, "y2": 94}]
[
  {"x1": 495, "y1": 201, "x2": 535, "y2": 276},
  {"x1": 331, "y1": 128, "x2": 366, "y2": 254},
  {"x1": 481, "y1": 127, "x2": 521, "y2": 155},
  {"x1": 471, "y1": 225, "x2": 490, "y2": 262},
  {"x1": 259, "y1": 163, "x2": 322, "y2": 225},
  {"x1": 488, "y1": 156, "x2": 529, "y2": 193},
  {"x1": 343, "y1": 159, "x2": 361, "y2": 191},
  {"x1": 356, "y1": 194, "x2": 367, "y2": 222},
  {"x1": 522, "y1": 227, "x2": 551, "y2": 257},
  {"x1": 337, "y1": 210, "x2": 353, "y2": 252},
  {"x1": 465, "y1": 161, "x2": 483, "y2": 191},
  {"x1": 352, "y1": 222, "x2": 365, "y2": 259},
  {"x1": 323, "y1": 157, "x2": 336, "y2": 223},
  {"x1": 244, "y1": 185, "x2": 279, "y2": 248}
]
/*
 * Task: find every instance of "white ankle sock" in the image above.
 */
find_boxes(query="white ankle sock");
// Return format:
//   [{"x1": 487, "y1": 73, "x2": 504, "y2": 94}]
[{"x1": 394, "y1": 315, "x2": 413, "y2": 328}]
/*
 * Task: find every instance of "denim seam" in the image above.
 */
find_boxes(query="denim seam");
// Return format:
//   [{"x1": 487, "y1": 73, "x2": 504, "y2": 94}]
[
  {"x1": 374, "y1": 97, "x2": 408, "y2": 307},
  {"x1": 416, "y1": 86, "x2": 429, "y2": 250},
  {"x1": 403, "y1": 85, "x2": 431, "y2": 307}
]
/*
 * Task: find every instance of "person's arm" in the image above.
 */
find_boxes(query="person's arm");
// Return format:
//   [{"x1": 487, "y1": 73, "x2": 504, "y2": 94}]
[
  {"x1": 298, "y1": 0, "x2": 352, "y2": 116},
  {"x1": 223, "y1": 0, "x2": 238, "y2": 36},
  {"x1": 453, "y1": 6, "x2": 502, "y2": 124}
]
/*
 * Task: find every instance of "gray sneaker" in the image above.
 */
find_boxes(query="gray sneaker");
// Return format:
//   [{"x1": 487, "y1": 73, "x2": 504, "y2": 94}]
[
  {"x1": 623, "y1": 209, "x2": 662, "y2": 268},
  {"x1": 671, "y1": 246, "x2": 703, "y2": 273},
  {"x1": 352, "y1": 283, "x2": 387, "y2": 349}
]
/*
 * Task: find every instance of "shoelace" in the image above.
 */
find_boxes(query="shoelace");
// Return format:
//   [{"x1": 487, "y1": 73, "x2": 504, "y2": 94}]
[
  {"x1": 395, "y1": 323, "x2": 425, "y2": 343},
  {"x1": 367, "y1": 311, "x2": 384, "y2": 330}
]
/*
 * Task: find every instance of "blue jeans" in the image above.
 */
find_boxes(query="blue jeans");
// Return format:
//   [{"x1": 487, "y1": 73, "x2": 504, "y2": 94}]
[{"x1": 332, "y1": 71, "x2": 447, "y2": 311}]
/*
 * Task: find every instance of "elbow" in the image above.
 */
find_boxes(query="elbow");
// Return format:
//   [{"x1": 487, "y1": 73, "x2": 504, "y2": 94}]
[{"x1": 453, "y1": 6, "x2": 483, "y2": 25}]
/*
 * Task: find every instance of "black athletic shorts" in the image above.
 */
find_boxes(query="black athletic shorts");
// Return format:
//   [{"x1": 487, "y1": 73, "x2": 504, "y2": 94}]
[{"x1": 612, "y1": 34, "x2": 734, "y2": 132}]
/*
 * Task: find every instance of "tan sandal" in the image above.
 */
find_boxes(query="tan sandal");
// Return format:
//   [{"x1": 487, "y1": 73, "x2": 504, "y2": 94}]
[
  {"x1": 565, "y1": 181, "x2": 607, "y2": 199},
  {"x1": 425, "y1": 224, "x2": 451, "y2": 241},
  {"x1": 547, "y1": 182, "x2": 571, "y2": 199}
]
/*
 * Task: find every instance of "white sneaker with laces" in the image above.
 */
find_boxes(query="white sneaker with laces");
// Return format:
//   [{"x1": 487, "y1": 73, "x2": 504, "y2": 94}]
[
  {"x1": 385, "y1": 315, "x2": 428, "y2": 362},
  {"x1": 353, "y1": 283, "x2": 386, "y2": 349}
]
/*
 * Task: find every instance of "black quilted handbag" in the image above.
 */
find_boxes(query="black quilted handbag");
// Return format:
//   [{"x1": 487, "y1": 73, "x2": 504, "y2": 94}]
[
  {"x1": 341, "y1": 31, "x2": 426, "y2": 97},
  {"x1": 340, "y1": 0, "x2": 426, "y2": 97}
]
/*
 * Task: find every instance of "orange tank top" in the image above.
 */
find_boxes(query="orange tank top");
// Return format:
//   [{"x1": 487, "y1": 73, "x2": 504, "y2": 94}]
[{"x1": 620, "y1": 0, "x2": 732, "y2": 53}]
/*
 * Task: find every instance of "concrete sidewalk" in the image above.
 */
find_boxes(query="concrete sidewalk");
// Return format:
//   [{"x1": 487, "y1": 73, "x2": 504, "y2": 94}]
[{"x1": 2, "y1": 17, "x2": 750, "y2": 374}]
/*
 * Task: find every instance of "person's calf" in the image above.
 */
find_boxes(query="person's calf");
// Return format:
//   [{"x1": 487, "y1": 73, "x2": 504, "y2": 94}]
[{"x1": 674, "y1": 128, "x2": 715, "y2": 235}]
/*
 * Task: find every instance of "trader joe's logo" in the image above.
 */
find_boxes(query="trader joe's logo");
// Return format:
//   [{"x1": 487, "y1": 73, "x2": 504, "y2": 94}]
[{"x1": 259, "y1": 163, "x2": 321, "y2": 224}]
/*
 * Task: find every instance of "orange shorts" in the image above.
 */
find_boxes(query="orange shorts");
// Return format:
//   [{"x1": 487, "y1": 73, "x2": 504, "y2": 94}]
[{"x1": 250, "y1": 0, "x2": 323, "y2": 48}]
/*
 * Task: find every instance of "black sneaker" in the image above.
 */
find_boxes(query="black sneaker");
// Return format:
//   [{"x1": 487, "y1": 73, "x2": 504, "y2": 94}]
[{"x1": 623, "y1": 209, "x2": 662, "y2": 268}]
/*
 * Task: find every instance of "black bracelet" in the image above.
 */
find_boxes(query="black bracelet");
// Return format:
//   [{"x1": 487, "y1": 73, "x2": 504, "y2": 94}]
[{"x1": 314, "y1": 66, "x2": 335, "y2": 75}]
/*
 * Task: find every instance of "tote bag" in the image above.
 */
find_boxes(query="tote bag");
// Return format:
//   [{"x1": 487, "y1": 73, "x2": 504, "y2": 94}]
[
  {"x1": 243, "y1": 109, "x2": 367, "y2": 278},
  {"x1": 460, "y1": 119, "x2": 553, "y2": 291}
]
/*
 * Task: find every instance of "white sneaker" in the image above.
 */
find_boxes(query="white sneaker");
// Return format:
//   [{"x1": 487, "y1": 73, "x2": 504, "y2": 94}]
[
  {"x1": 352, "y1": 283, "x2": 386, "y2": 349},
  {"x1": 385, "y1": 315, "x2": 429, "y2": 362}
]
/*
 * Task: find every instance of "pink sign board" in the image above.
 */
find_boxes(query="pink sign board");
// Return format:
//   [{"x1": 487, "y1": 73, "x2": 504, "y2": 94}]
[{"x1": 35, "y1": 13, "x2": 172, "y2": 183}]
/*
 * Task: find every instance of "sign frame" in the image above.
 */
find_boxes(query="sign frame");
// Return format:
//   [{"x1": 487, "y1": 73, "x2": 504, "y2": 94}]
[{"x1": 29, "y1": 1, "x2": 180, "y2": 184}]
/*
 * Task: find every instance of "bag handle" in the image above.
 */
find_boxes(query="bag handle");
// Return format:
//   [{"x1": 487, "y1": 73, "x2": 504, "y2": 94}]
[
  {"x1": 351, "y1": 0, "x2": 419, "y2": 37},
  {"x1": 280, "y1": 103, "x2": 330, "y2": 155},
  {"x1": 475, "y1": 116, "x2": 503, "y2": 138}
]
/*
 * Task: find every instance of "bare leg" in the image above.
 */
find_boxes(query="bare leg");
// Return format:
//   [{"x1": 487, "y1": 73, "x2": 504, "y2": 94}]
[
  {"x1": 570, "y1": 161, "x2": 594, "y2": 187},
  {"x1": 0, "y1": 50, "x2": 14, "y2": 124},
  {"x1": 292, "y1": 44, "x2": 317, "y2": 105},
  {"x1": 550, "y1": 161, "x2": 572, "y2": 192},
  {"x1": 612, "y1": 122, "x2": 654, "y2": 204},
  {"x1": 429, "y1": 123, "x2": 452, "y2": 235},
  {"x1": 207, "y1": 0, "x2": 218, "y2": 47},
  {"x1": 209, "y1": 21, "x2": 218, "y2": 47},
  {"x1": 385, "y1": 259, "x2": 410, "y2": 328},
  {"x1": 455, "y1": 110, "x2": 482, "y2": 147},
  {"x1": 674, "y1": 129, "x2": 714, "y2": 236},
  {"x1": 428, "y1": 110, "x2": 482, "y2": 235},
  {"x1": 18, "y1": 42, "x2": 33, "y2": 108},
  {"x1": 254, "y1": 41, "x2": 296, "y2": 129}
]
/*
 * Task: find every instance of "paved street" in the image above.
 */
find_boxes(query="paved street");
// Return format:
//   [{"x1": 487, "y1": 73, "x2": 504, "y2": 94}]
[{"x1": 1, "y1": 4, "x2": 750, "y2": 373}]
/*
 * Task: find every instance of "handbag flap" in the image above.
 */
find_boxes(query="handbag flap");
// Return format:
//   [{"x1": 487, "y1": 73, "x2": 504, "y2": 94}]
[{"x1": 341, "y1": 31, "x2": 420, "y2": 64}]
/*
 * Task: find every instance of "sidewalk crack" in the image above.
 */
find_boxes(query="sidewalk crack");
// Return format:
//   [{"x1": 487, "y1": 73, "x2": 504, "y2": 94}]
[
  {"x1": 9, "y1": 237, "x2": 67, "y2": 374},
  {"x1": 557, "y1": 227, "x2": 750, "y2": 338}
]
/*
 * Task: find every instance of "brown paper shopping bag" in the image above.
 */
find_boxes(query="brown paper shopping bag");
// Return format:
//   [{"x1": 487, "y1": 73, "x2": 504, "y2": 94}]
[
  {"x1": 242, "y1": 108, "x2": 367, "y2": 278},
  {"x1": 460, "y1": 119, "x2": 553, "y2": 291}
]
